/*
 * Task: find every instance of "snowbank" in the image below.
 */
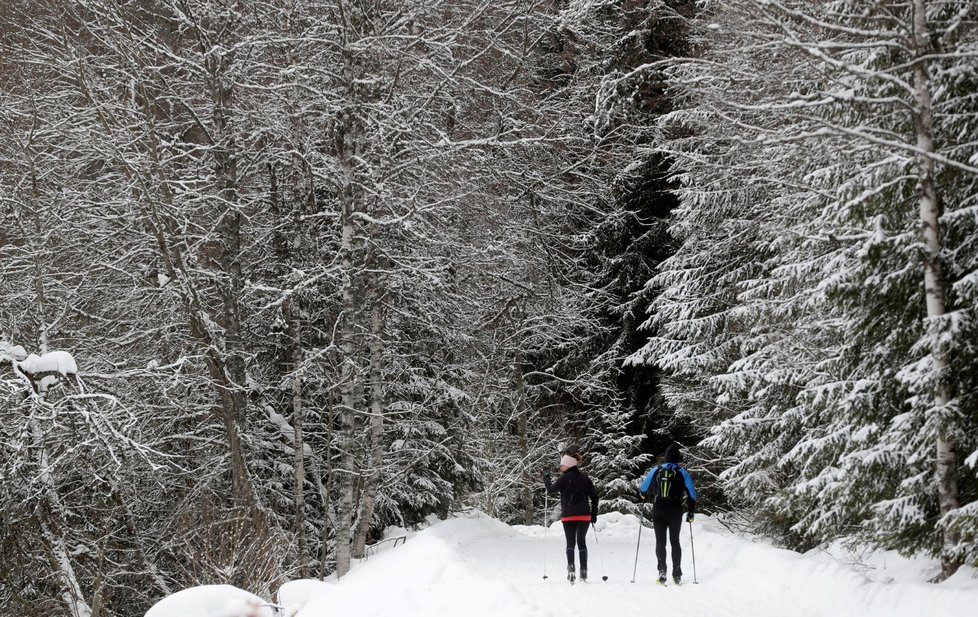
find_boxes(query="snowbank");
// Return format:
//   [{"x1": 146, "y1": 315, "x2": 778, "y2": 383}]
[{"x1": 145, "y1": 584, "x2": 274, "y2": 617}]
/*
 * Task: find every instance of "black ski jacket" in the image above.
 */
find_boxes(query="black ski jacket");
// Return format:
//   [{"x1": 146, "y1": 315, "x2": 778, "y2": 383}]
[{"x1": 544, "y1": 467, "x2": 599, "y2": 521}]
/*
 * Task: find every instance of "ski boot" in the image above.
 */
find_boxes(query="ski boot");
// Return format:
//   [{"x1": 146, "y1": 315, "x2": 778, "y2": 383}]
[
  {"x1": 673, "y1": 573, "x2": 682, "y2": 585},
  {"x1": 657, "y1": 569, "x2": 667, "y2": 585},
  {"x1": 567, "y1": 563, "x2": 576, "y2": 584},
  {"x1": 580, "y1": 566, "x2": 588, "y2": 582}
]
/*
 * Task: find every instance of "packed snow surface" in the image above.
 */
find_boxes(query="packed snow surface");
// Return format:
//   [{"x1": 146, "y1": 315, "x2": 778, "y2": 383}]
[{"x1": 147, "y1": 511, "x2": 978, "y2": 617}]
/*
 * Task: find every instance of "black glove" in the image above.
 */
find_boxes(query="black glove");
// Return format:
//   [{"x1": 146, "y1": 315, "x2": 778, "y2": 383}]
[
  {"x1": 686, "y1": 513, "x2": 694, "y2": 523},
  {"x1": 639, "y1": 492, "x2": 647, "y2": 503},
  {"x1": 591, "y1": 514, "x2": 598, "y2": 524},
  {"x1": 543, "y1": 472, "x2": 551, "y2": 481}
]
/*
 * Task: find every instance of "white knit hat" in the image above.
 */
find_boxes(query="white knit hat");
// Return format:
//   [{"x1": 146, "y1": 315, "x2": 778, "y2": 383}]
[{"x1": 560, "y1": 454, "x2": 578, "y2": 468}]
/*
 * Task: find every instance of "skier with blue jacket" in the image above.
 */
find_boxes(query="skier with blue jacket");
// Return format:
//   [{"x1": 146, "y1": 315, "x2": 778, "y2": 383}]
[{"x1": 639, "y1": 444, "x2": 697, "y2": 585}]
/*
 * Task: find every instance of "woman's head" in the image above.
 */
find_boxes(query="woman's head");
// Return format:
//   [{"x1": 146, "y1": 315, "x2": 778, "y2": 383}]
[{"x1": 559, "y1": 454, "x2": 579, "y2": 471}]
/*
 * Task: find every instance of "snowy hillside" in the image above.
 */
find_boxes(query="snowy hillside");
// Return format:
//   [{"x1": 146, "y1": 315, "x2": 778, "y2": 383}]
[{"x1": 147, "y1": 511, "x2": 978, "y2": 617}]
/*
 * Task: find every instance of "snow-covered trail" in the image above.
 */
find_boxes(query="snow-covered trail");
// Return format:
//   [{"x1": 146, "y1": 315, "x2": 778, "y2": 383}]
[{"x1": 289, "y1": 511, "x2": 977, "y2": 617}]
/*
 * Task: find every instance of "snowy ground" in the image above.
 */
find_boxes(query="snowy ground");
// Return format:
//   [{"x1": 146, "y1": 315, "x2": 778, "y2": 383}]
[{"x1": 148, "y1": 510, "x2": 978, "y2": 617}]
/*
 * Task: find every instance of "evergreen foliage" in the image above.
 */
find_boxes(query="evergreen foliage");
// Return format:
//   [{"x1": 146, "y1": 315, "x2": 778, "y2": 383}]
[
  {"x1": 641, "y1": 0, "x2": 978, "y2": 570},
  {"x1": 517, "y1": 0, "x2": 699, "y2": 515}
]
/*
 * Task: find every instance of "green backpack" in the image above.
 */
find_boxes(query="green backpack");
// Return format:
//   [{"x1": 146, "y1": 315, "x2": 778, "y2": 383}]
[{"x1": 653, "y1": 466, "x2": 683, "y2": 502}]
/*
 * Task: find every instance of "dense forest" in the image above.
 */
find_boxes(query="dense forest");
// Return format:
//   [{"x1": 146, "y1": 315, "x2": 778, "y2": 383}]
[{"x1": 1, "y1": 1, "x2": 976, "y2": 615}]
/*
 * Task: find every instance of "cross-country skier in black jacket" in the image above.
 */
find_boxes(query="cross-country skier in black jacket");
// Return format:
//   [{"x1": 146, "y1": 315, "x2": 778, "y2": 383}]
[
  {"x1": 544, "y1": 452, "x2": 599, "y2": 583},
  {"x1": 639, "y1": 444, "x2": 697, "y2": 585}
]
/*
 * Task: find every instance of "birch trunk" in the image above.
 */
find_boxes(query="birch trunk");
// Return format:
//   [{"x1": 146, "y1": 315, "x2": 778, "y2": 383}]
[
  {"x1": 45, "y1": 519, "x2": 93, "y2": 617},
  {"x1": 332, "y1": 0, "x2": 370, "y2": 576},
  {"x1": 333, "y1": 126, "x2": 360, "y2": 578},
  {"x1": 515, "y1": 347, "x2": 533, "y2": 526},
  {"x1": 29, "y1": 167, "x2": 49, "y2": 354},
  {"x1": 353, "y1": 289, "x2": 386, "y2": 558},
  {"x1": 31, "y1": 403, "x2": 93, "y2": 617},
  {"x1": 911, "y1": 0, "x2": 960, "y2": 580},
  {"x1": 334, "y1": 269, "x2": 358, "y2": 577},
  {"x1": 319, "y1": 393, "x2": 337, "y2": 579},
  {"x1": 290, "y1": 302, "x2": 308, "y2": 576},
  {"x1": 23, "y1": 227, "x2": 89, "y2": 613}
]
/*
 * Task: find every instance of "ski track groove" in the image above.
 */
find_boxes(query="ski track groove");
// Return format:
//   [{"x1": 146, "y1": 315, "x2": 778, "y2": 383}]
[{"x1": 460, "y1": 528, "x2": 820, "y2": 617}]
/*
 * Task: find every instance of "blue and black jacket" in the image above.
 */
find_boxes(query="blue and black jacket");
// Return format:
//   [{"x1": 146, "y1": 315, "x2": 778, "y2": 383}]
[{"x1": 639, "y1": 463, "x2": 697, "y2": 516}]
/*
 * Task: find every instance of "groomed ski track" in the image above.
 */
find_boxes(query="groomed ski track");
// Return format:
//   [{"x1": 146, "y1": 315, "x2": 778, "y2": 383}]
[{"x1": 291, "y1": 511, "x2": 976, "y2": 617}]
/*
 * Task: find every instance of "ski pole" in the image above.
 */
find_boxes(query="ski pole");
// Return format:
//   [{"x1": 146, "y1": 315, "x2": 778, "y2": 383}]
[
  {"x1": 689, "y1": 520, "x2": 698, "y2": 584},
  {"x1": 543, "y1": 489, "x2": 549, "y2": 580},
  {"x1": 631, "y1": 504, "x2": 645, "y2": 583},
  {"x1": 590, "y1": 521, "x2": 609, "y2": 581}
]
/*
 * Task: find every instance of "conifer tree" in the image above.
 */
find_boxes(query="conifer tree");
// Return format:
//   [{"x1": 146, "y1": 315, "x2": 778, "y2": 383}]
[{"x1": 643, "y1": 0, "x2": 978, "y2": 573}]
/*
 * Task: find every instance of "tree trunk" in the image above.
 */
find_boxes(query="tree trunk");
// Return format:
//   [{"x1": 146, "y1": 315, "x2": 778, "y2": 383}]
[
  {"x1": 319, "y1": 392, "x2": 336, "y2": 579},
  {"x1": 125, "y1": 42, "x2": 256, "y2": 509},
  {"x1": 353, "y1": 289, "x2": 386, "y2": 558},
  {"x1": 288, "y1": 296, "x2": 308, "y2": 576},
  {"x1": 45, "y1": 519, "x2": 93, "y2": 617},
  {"x1": 29, "y1": 167, "x2": 49, "y2": 354},
  {"x1": 210, "y1": 59, "x2": 253, "y2": 506},
  {"x1": 31, "y1": 402, "x2": 93, "y2": 617},
  {"x1": 514, "y1": 347, "x2": 533, "y2": 526},
  {"x1": 334, "y1": 307, "x2": 358, "y2": 577},
  {"x1": 911, "y1": 0, "x2": 960, "y2": 580},
  {"x1": 333, "y1": 130, "x2": 360, "y2": 577}
]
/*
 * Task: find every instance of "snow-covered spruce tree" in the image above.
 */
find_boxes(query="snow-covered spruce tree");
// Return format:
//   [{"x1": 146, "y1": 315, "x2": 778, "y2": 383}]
[
  {"x1": 643, "y1": 0, "x2": 978, "y2": 574},
  {"x1": 747, "y1": 0, "x2": 977, "y2": 576},
  {"x1": 538, "y1": 0, "x2": 701, "y2": 512},
  {"x1": 635, "y1": 0, "x2": 855, "y2": 546}
]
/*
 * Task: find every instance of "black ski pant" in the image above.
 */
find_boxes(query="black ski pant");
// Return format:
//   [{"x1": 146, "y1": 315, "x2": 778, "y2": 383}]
[
  {"x1": 562, "y1": 520, "x2": 589, "y2": 570},
  {"x1": 652, "y1": 507, "x2": 683, "y2": 576}
]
